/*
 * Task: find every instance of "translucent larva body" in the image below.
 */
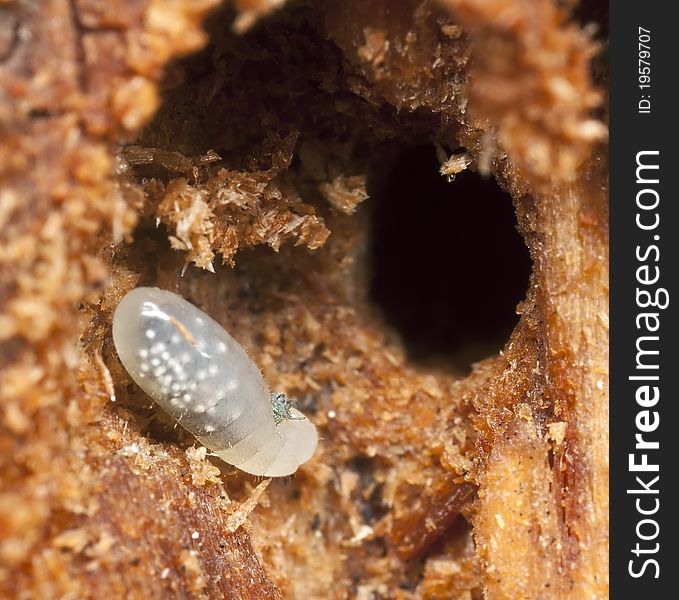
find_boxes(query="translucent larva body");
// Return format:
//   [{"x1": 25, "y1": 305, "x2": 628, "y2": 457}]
[{"x1": 112, "y1": 287, "x2": 318, "y2": 477}]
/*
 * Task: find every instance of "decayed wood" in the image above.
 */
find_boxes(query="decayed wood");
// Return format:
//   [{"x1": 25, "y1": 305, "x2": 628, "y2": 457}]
[
  {"x1": 0, "y1": 1, "x2": 282, "y2": 597},
  {"x1": 1, "y1": 0, "x2": 608, "y2": 597},
  {"x1": 468, "y1": 159, "x2": 608, "y2": 598}
]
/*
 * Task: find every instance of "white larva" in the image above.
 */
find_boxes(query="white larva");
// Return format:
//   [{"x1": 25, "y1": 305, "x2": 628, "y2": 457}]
[{"x1": 112, "y1": 287, "x2": 318, "y2": 477}]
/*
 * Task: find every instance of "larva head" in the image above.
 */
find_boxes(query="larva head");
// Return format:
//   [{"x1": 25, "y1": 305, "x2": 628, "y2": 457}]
[
  {"x1": 266, "y1": 400, "x2": 318, "y2": 477},
  {"x1": 271, "y1": 407, "x2": 319, "y2": 474},
  {"x1": 112, "y1": 287, "x2": 318, "y2": 477}
]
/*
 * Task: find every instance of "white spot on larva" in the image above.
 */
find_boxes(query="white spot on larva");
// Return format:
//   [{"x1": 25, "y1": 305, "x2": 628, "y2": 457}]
[
  {"x1": 161, "y1": 568, "x2": 170, "y2": 579},
  {"x1": 112, "y1": 287, "x2": 319, "y2": 477},
  {"x1": 327, "y1": 410, "x2": 337, "y2": 419},
  {"x1": 191, "y1": 531, "x2": 200, "y2": 540}
]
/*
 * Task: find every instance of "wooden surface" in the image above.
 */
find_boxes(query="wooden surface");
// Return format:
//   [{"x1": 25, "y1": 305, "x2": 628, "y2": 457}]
[{"x1": 1, "y1": 1, "x2": 608, "y2": 597}]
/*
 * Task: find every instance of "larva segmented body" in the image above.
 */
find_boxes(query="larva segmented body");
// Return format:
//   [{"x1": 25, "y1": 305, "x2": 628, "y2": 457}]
[{"x1": 112, "y1": 287, "x2": 318, "y2": 477}]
